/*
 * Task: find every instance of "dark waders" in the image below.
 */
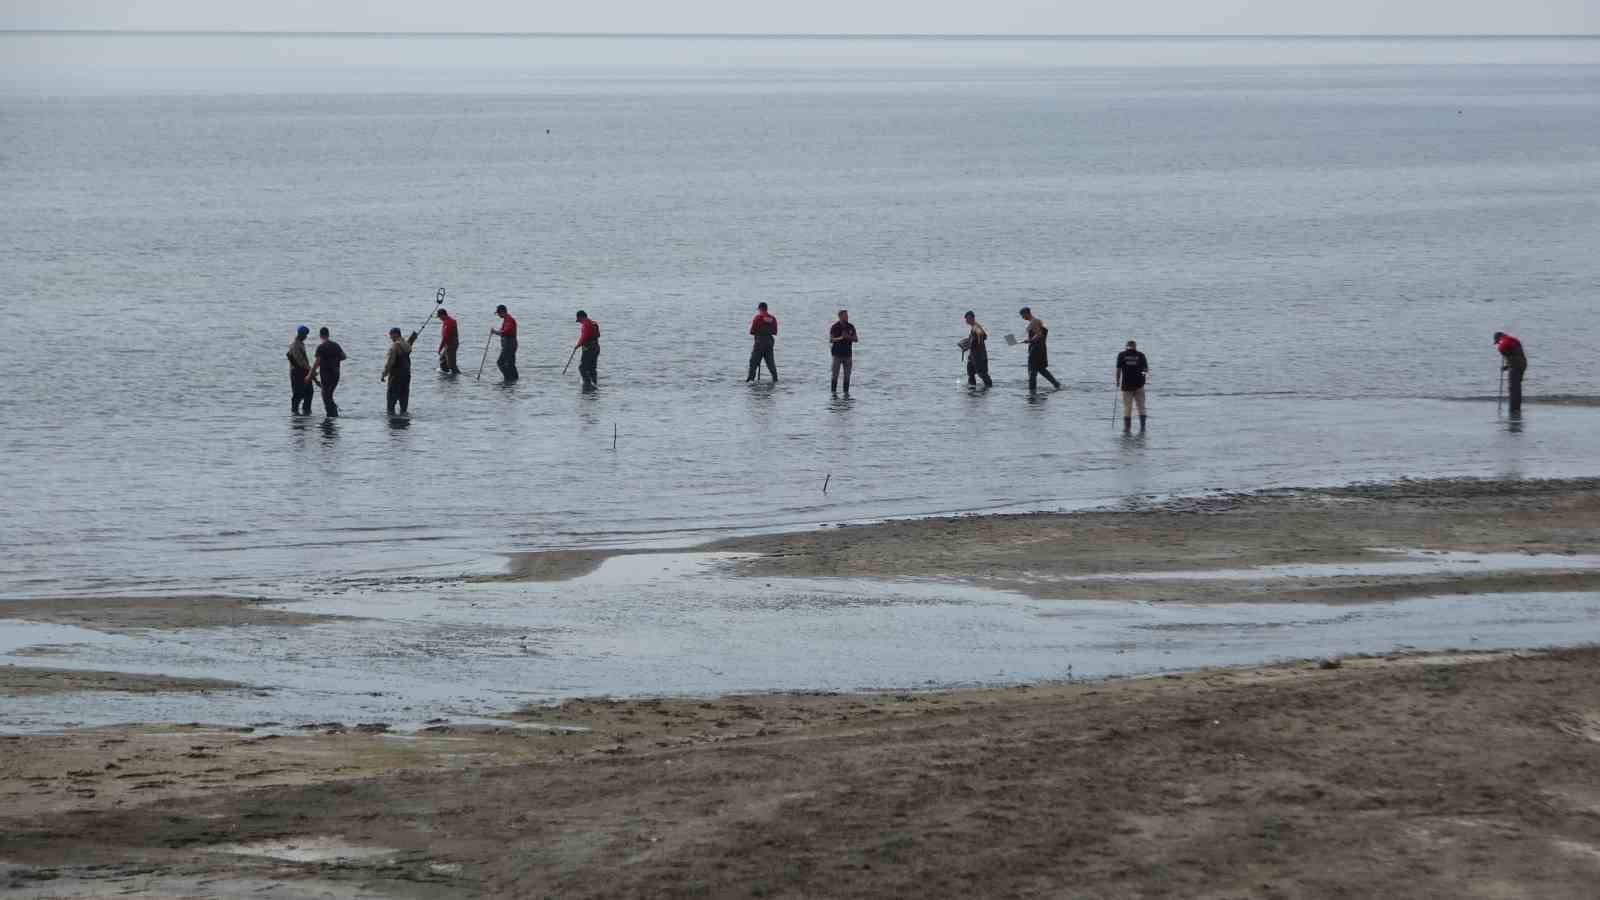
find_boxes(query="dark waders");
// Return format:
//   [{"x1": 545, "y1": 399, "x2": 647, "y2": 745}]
[
  {"x1": 387, "y1": 365, "x2": 411, "y2": 416},
  {"x1": 748, "y1": 336, "x2": 777, "y2": 381},
  {"x1": 967, "y1": 344, "x2": 991, "y2": 388},
  {"x1": 290, "y1": 366, "x2": 313, "y2": 414},
  {"x1": 1028, "y1": 340, "x2": 1060, "y2": 392},
  {"x1": 579, "y1": 340, "x2": 600, "y2": 387},
  {"x1": 439, "y1": 344, "x2": 459, "y2": 374},
  {"x1": 321, "y1": 373, "x2": 340, "y2": 417},
  {"x1": 497, "y1": 334, "x2": 519, "y2": 381}
]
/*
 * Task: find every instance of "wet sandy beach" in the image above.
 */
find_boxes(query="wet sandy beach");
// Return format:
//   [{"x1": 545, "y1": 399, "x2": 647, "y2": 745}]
[
  {"x1": 4, "y1": 476, "x2": 1600, "y2": 896},
  {"x1": 6, "y1": 649, "x2": 1600, "y2": 897}
]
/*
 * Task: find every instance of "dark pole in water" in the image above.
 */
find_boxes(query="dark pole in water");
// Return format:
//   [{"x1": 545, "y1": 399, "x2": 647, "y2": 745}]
[
  {"x1": 475, "y1": 331, "x2": 495, "y2": 381},
  {"x1": 562, "y1": 346, "x2": 579, "y2": 376},
  {"x1": 613, "y1": 423, "x2": 617, "y2": 451},
  {"x1": 410, "y1": 288, "x2": 445, "y2": 343},
  {"x1": 823, "y1": 473, "x2": 831, "y2": 494}
]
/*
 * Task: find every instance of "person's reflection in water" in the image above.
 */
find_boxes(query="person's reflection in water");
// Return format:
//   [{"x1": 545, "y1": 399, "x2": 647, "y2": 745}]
[
  {"x1": 289, "y1": 413, "x2": 314, "y2": 449},
  {"x1": 387, "y1": 414, "x2": 412, "y2": 432},
  {"x1": 318, "y1": 417, "x2": 339, "y2": 447},
  {"x1": 1504, "y1": 410, "x2": 1524, "y2": 434}
]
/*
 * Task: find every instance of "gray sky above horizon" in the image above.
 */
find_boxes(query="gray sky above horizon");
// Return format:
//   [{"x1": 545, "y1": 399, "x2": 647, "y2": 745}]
[{"x1": 4, "y1": 1, "x2": 1598, "y2": 35}]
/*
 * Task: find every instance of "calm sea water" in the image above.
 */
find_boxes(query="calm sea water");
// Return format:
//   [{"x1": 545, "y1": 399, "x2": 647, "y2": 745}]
[{"x1": 3, "y1": 34, "x2": 1600, "y2": 597}]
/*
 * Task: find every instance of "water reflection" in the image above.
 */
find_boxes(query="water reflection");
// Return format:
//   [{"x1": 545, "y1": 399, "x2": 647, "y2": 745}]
[{"x1": 318, "y1": 417, "x2": 339, "y2": 447}]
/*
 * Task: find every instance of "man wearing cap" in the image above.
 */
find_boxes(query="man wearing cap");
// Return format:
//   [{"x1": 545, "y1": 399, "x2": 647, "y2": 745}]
[
  {"x1": 491, "y1": 305, "x2": 518, "y2": 381},
  {"x1": 961, "y1": 311, "x2": 991, "y2": 388},
  {"x1": 1115, "y1": 340, "x2": 1150, "y2": 430},
  {"x1": 436, "y1": 308, "x2": 460, "y2": 375},
  {"x1": 382, "y1": 327, "x2": 414, "y2": 416},
  {"x1": 306, "y1": 326, "x2": 346, "y2": 418},
  {"x1": 287, "y1": 325, "x2": 314, "y2": 414},
  {"x1": 575, "y1": 310, "x2": 601, "y2": 388},
  {"x1": 1494, "y1": 331, "x2": 1529, "y2": 413},
  {"x1": 747, "y1": 302, "x2": 778, "y2": 382}
]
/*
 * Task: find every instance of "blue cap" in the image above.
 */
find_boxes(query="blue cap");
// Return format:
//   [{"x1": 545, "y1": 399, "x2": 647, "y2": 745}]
[{"x1": 296, "y1": 325, "x2": 310, "y2": 335}]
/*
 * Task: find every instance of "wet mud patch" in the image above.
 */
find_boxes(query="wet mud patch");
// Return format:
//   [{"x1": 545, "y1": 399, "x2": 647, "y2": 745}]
[
  {"x1": 706, "y1": 477, "x2": 1600, "y2": 604},
  {"x1": 0, "y1": 595, "x2": 356, "y2": 634},
  {"x1": 0, "y1": 665, "x2": 245, "y2": 698}
]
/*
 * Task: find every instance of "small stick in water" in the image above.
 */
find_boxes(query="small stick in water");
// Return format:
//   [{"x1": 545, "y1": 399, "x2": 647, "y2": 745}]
[
  {"x1": 613, "y1": 423, "x2": 617, "y2": 451},
  {"x1": 823, "y1": 473, "x2": 831, "y2": 494}
]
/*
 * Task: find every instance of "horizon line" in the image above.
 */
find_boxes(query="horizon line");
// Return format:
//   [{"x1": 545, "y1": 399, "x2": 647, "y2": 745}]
[{"x1": 4, "y1": 29, "x2": 1599, "y2": 40}]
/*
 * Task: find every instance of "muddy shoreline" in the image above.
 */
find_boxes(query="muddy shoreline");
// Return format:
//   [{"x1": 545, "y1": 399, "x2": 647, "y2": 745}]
[
  {"x1": 5, "y1": 648, "x2": 1600, "y2": 897},
  {"x1": 5, "y1": 476, "x2": 1600, "y2": 895},
  {"x1": 505, "y1": 476, "x2": 1600, "y2": 605}
]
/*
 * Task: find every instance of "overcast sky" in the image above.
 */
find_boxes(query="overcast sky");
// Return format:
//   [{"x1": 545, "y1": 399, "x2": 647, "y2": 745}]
[{"x1": 4, "y1": 1, "x2": 1597, "y2": 35}]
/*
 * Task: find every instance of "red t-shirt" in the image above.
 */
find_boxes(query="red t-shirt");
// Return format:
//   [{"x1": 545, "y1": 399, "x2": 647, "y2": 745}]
[
  {"x1": 498, "y1": 314, "x2": 517, "y2": 338},
  {"x1": 576, "y1": 319, "x2": 600, "y2": 348},
  {"x1": 1495, "y1": 334, "x2": 1522, "y2": 356},
  {"x1": 750, "y1": 312, "x2": 778, "y2": 338},
  {"x1": 438, "y1": 315, "x2": 458, "y2": 349}
]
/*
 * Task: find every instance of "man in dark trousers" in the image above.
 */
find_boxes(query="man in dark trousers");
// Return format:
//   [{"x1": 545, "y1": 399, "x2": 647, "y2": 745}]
[
  {"x1": 962, "y1": 310, "x2": 991, "y2": 388},
  {"x1": 575, "y1": 310, "x2": 601, "y2": 388},
  {"x1": 829, "y1": 309, "x2": 858, "y2": 395},
  {"x1": 1019, "y1": 307, "x2": 1061, "y2": 393},
  {"x1": 306, "y1": 326, "x2": 346, "y2": 418},
  {"x1": 1495, "y1": 331, "x2": 1529, "y2": 413},
  {"x1": 1115, "y1": 340, "x2": 1150, "y2": 431},
  {"x1": 748, "y1": 302, "x2": 778, "y2": 382},
  {"x1": 436, "y1": 308, "x2": 460, "y2": 374},
  {"x1": 382, "y1": 327, "x2": 414, "y2": 416},
  {"x1": 492, "y1": 304, "x2": 518, "y2": 381},
  {"x1": 287, "y1": 325, "x2": 314, "y2": 414}
]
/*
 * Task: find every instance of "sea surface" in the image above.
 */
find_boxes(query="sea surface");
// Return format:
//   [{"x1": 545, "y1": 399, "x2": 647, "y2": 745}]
[{"x1": 3, "y1": 33, "x2": 1600, "y2": 597}]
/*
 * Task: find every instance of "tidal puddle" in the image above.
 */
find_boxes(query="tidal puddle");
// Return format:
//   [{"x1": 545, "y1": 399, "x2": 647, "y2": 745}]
[
  {"x1": 207, "y1": 837, "x2": 399, "y2": 863},
  {"x1": 4, "y1": 555, "x2": 1599, "y2": 733},
  {"x1": 1046, "y1": 549, "x2": 1600, "y2": 582}
]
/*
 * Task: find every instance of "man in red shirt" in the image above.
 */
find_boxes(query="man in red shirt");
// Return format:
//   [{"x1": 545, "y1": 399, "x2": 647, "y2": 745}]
[
  {"x1": 1494, "y1": 331, "x2": 1528, "y2": 413},
  {"x1": 747, "y1": 302, "x2": 778, "y2": 382},
  {"x1": 492, "y1": 304, "x2": 518, "y2": 381},
  {"x1": 575, "y1": 310, "x2": 601, "y2": 388},
  {"x1": 436, "y1": 308, "x2": 460, "y2": 374}
]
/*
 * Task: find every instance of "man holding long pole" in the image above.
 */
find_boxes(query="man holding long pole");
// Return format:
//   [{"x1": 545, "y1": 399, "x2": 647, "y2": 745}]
[
  {"x1": 491, "y1": 305, "x2": 518, "y2": 382},
  {"x1": 748, "y1": 302, "x2": 778, "y2": 382},
  {"x1": 574, "y1": 310, "x2": 601, "y2": 388},
  {"x1": 1494, "y1": 331, "x2": 1528, "y2": 414}
]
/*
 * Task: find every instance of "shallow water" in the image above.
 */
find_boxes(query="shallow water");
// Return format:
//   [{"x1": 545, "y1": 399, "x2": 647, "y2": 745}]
[
  {"x1": 2, "y1": 34, "x2": 1600, "y2": 597},
  {"x1": 4, "y1": 553, "x2": 1599, "y2": 732}
]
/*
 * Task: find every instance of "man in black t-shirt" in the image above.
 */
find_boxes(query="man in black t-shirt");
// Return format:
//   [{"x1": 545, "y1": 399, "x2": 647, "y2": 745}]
[
  {"x1": 1115, "y1": 340, "x2": 1149, "y2": 431},
  {"x1": 307, "y1": 326, "x2": 347, "y2": 418},
  {"x1": 828, "y1": 310, "x2": 858, "y2": 395}
]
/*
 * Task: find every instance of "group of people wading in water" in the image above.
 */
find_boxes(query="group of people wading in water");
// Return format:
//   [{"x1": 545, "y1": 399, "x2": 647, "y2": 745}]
[
  {"x1": 285, "y1": 305, "x2": 602, "y2": 419},
  {"x1": 286, "y1": 302, "x2": 1530, "y2": 432}
]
